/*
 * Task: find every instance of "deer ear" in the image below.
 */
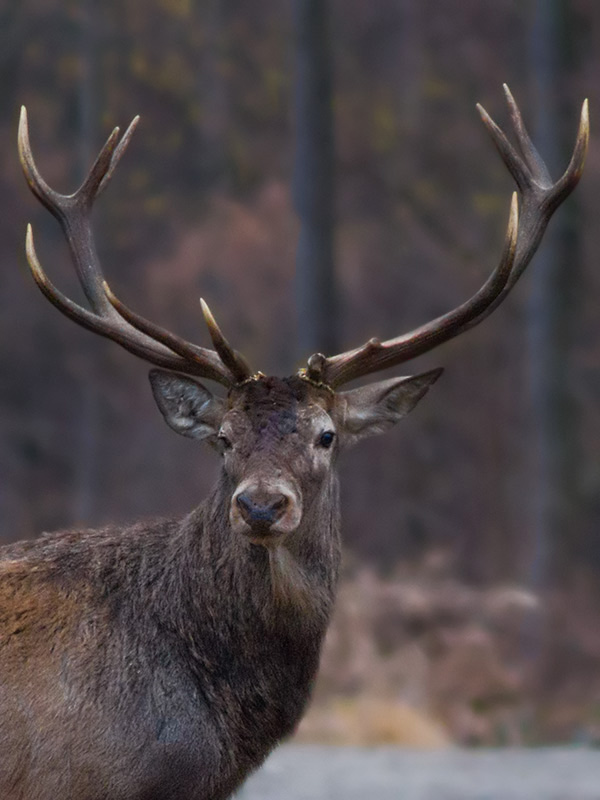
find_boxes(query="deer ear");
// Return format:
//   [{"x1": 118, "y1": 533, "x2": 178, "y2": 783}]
[
  {"x1": 149, "y1": 369, "x2": 225, "y2": 441},
  {"x1": 336, "y1": 368, "x2": 443, "y2": 444}
]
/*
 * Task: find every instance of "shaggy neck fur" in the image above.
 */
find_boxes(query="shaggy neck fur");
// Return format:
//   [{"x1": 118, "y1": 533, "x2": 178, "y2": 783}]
[{"x1": 185, "y1": 466, "x2": 341, "y2": 634}]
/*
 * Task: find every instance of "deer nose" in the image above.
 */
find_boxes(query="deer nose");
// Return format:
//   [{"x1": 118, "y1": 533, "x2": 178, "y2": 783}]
[{"x1": 235, "y1": 491, "x2": 289, "y2": 529}]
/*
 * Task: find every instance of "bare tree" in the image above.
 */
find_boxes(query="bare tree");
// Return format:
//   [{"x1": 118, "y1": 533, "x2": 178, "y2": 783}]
[
  {"x1": 527, "y1": 0, "x2": 584, "y2": 585},
  {"x1": 292, "y1": 0, "x2": 337, "y2": 358},
  {"x1": 72, "y1": 0, "x2": 102, "y2": 525}
]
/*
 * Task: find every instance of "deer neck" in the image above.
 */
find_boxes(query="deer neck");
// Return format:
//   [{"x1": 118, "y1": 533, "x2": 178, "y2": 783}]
[{"x1": 183, "y1": 469, "x2": 341, "y2": 632}]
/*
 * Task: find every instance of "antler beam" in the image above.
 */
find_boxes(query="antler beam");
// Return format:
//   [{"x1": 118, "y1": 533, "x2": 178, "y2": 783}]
[
  {"x1": 309, "y1": 85, "x2": 589, "y2": 389},
  {"x1": 19, "y1": 107, "x2": 251, "y2": 388}
]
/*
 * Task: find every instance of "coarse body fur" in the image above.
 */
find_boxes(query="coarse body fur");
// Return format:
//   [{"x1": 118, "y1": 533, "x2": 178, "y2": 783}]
[
  {"x1": 0, "y1": 467, "x2": 340, "y2": 800},
  {"x1": 0, "y1": 372, "x2": 437, "y2": 800}
]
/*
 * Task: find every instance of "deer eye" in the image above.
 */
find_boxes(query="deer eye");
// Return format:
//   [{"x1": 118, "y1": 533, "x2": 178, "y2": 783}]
[{"x1": 317, "y1": 431, "x2": 335, "y2": 449}]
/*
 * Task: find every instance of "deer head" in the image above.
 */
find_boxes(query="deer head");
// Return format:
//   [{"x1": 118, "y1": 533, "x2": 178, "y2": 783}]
[
  {"x1": 18, "y1": 86, "x2": 588, "y2": 544},
  {"x1": 148, "y1": 369, "x2": 441, "y2": 543}
]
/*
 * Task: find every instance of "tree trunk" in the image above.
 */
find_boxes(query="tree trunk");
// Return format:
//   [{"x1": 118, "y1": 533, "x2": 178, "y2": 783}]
[
  {"x1": 526, "y1": 0, "x2": 582, "y2": 587},
  {"x1": 73, "y1": 0, "x2": 101, "y2": 524},
  {"x1": 292, "y1": 0, "x2": 337, "y2": 358}
]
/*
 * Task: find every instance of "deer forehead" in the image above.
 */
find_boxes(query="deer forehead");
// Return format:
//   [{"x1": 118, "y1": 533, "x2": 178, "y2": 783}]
[{"x1": 224, "y1": 376, "x2": 334, "y2": 443}]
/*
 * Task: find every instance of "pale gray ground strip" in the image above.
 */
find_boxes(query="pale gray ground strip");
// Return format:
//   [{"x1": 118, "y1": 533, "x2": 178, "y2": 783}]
[{"x1": 236, "y1": 745, "x2": 600, "y2": 800}]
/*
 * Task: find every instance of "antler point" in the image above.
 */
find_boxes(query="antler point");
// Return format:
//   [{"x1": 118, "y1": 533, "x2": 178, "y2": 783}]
[
  {"x1": 502, "y1": 83, "x2": 514, "y2": 99},
  {"x1": 476, "y1": 104, "x2": 494, "y2": 130},
  {"x1": 24, "y1": 225, "x2": 46, "y2": 285},
  {"x1": 581, "y1": 98, "x2": 590, "y2": 134},
  {"x1": 199, "y1": 297, "x2": 214, "y2": 325},
  {"x1": 25, "y1": 223, "x2": 36, "y2": 254},
  {"x1": 18, "y1": 107, "x2": 31, "y2": 154}
]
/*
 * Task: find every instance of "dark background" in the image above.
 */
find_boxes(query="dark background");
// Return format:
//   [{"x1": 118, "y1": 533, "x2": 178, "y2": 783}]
[{"x1": 2, "y1": 0, "x2": 600, "y2": 744}]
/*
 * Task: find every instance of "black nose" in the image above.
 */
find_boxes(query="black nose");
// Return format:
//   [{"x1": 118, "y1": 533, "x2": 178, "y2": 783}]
[{"x1": 236, "y1": 492, "x2": 288, "y2": 529}]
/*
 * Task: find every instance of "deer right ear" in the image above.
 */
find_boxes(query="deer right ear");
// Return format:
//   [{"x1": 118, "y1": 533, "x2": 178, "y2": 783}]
[
  {"x1": 149, "y1": 369, "x2": 225, "y2": 441},
  {"x1": 336, "y1": 368, "x2": 443, "y2": 445}
]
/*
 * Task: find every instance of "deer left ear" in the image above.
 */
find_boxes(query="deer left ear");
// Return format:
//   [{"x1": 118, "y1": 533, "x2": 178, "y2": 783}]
[
  {"x1": 336, "y1": 368, "x2": 443, "y2": 444},
  {"x1": 149, "y1": 369, "x2": 226, "y2": 441}
]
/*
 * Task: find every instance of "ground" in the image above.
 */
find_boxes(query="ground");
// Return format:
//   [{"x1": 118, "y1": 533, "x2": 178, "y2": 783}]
[{"x1": 236, "y1": 745, "x2": 600, "y2": 799}]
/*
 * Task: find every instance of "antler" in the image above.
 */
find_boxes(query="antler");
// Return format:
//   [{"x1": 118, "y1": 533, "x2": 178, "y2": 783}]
[
  {"x1": 18, "y1": 106, "x2": 252, "y2": 388},
  {"x1": 306, "y1": 85, "x2": 589, "y2": 389}
]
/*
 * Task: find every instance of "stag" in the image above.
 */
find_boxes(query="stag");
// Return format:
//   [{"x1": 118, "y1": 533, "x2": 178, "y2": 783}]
[{"x1": 1, "y1": 86, "x2": 587, "y2": 800}]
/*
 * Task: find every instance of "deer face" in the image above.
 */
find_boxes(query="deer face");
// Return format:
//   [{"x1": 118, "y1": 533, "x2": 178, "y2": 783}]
[{"x1": 149, "y1": 369, "x2": 441, "y2": 545}]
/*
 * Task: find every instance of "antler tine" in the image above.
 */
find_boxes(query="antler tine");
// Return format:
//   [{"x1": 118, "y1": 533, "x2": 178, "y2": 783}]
[
  {"x1": 314, "y1": 87, "x2": 588, "y2": 389},
  {"x1": 550, "y1": 98, "x2": 589, "y2": 207},
  {"x1": 200, "y1": 299, "x2": 252, "y2": 382},
  {"x1": 19, "y1": 106, "x2": 71, "y2": 213},
  {"x1": 77, "y1": 126, "x2": 123, "y2": 207},
  {"x1": 501, "y1": 84, "x2": 552, "y2": 186},
  {"x1": 102, "y1": 282, "x2": 240, "y2": 384},
  {"x1": 476, "y1": 103, "x2": 533, "y2": 193},
  {"x1": 19, "y1": 108, "x2": 246, "y2": 388},
  {"x1": 97, "y1": 116, "x2": 140, "y2": 197}
]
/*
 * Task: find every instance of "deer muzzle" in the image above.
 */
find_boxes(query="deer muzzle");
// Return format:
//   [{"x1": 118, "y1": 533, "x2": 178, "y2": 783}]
[{"x1": 230, "y1": 480, "x2": 302, "y2": 542}]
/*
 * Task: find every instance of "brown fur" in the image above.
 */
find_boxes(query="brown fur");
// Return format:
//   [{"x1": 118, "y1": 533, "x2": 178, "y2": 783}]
[
  {"x1": 0, "y1": 377, "x2": 341, "y2": 800},
  {"x1": 0, "y1": 370, "x2": 438, "y2": 799}
]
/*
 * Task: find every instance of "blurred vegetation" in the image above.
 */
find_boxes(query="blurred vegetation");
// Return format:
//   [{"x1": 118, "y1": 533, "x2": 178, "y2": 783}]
[
  {"x1": 2, "y1": 0, "x2": 600, "y2": 743},
  {"x1": 302, "y1": 557, "x2": 600, "y2": 745}
]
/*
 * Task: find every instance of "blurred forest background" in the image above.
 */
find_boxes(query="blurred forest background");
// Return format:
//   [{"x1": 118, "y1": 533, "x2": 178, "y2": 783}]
[{"x1": 2, "y1": 0, "x2": 600, "y2": 745}]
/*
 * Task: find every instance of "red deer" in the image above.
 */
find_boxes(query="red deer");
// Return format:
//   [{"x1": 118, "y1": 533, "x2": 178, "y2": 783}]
[{"x1": 1, "y1": 86, "x2": 588, "y2": 799}]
